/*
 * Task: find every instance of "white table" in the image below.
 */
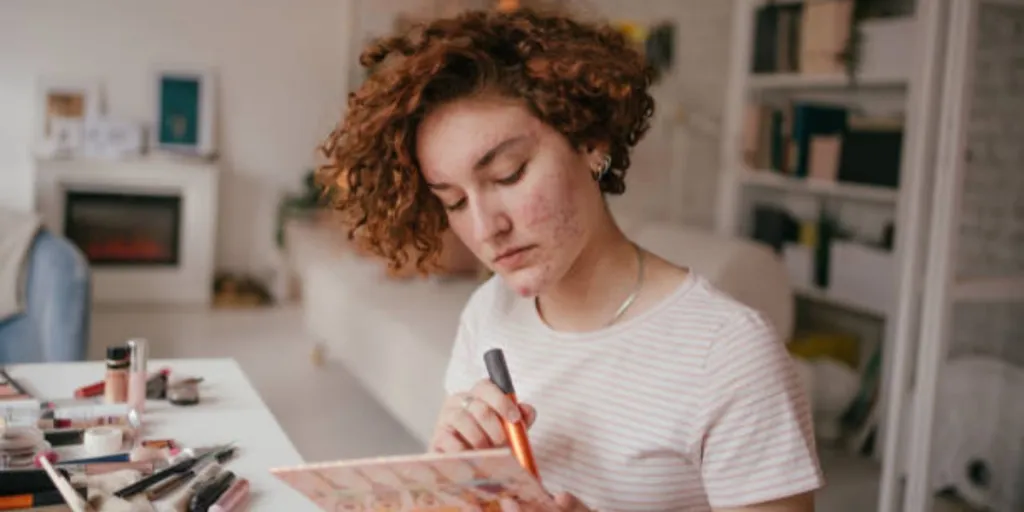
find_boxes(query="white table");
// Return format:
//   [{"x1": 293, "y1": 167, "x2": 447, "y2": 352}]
[{"x1": 6, "y1": 358, "x2": 310, "y2": 510}]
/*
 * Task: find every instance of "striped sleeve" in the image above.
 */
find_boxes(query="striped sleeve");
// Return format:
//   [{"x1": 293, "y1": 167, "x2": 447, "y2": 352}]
[{"x1": 697, "y1": 311, "x2": 824, "y2": 509}]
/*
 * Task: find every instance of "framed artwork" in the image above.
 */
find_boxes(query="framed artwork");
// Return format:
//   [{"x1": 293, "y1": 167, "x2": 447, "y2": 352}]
[
  {"x1": 34, "y1": 78, "x2": 102, "y2": 157},
  {"x1": 82, "y1": 118, "x2": 145, "y2": 159},
  {"x1": 154, "y1": 69, "x2": 217, "y2": 158}
]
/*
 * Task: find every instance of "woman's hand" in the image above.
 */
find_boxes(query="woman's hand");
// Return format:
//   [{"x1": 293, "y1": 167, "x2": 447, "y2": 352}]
[
  {"x1": 553, "y1": 493, "x2": 594, "y2": 511},
  {"x1": 430, "y1": 378, "x2": 537, "y2": 452}
]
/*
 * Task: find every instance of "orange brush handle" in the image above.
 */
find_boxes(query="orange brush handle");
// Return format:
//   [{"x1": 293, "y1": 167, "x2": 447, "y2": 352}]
[
  {"x1": 503, "y1": 393, "x2": 539, "y2": 479},
  {"x1": 484, "y1": 349, "x2": 541, "y2": 481}
]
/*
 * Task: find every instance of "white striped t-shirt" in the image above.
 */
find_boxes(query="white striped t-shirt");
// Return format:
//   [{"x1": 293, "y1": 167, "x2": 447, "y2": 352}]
[{"x1": 444, "y1": 272, "x2": 824, "y2": 511}]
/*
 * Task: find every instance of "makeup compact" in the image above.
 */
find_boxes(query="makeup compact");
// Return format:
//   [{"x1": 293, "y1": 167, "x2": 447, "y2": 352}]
[
  {"x1": 0, "y1": 426, "x2": 50, "y2": 469},
  {"x1": 168, "y1": 380, "x2": 200, "y2": 406}
]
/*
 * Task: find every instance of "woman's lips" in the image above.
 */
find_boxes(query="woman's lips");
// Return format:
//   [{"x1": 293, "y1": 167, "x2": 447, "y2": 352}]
[{"x1": 493, "y1": 245, "x2": 536, "y2": 269}]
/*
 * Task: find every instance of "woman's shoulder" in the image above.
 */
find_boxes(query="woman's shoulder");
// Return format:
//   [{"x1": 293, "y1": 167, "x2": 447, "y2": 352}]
[
  {"x1": 650, "y1": 272, "x2": 783, "y2": 348},
  {"x1": 458, "y1": 273, "x2": 523, "y2": 328}
]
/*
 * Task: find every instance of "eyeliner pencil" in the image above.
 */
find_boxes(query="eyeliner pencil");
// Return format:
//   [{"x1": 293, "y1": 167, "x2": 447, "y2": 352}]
[{"x1": 483, "y1": 348, "x2": 539, "y2": 480}]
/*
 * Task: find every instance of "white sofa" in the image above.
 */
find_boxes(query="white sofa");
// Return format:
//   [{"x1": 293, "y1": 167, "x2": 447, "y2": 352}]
[{"x1": 286, "y1": 215, "x2": 792, "y2": 447}]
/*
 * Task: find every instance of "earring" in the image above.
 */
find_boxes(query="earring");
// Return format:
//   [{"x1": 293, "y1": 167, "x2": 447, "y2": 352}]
[{"x1": 592, "y1": 154, "x2": 612, "y2": 182}]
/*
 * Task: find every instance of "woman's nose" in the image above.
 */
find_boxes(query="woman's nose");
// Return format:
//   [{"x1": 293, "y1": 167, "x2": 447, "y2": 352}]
[{"x1": 469, "y1": 200, "x2": 512, "y2": 244}]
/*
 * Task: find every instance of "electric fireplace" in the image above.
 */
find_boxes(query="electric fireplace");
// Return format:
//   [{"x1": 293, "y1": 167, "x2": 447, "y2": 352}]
[
  {"x1": 36, "y1": 157, "x2": 217, "y2": 305},
  {"x1": 63, "y1": 191, "x2": 182, "y2": 266}
]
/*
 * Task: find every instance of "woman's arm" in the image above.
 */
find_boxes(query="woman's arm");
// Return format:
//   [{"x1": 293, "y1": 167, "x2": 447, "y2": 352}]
[{"x1": 697, "y1": 310, "x2": 825, "y2": 510}]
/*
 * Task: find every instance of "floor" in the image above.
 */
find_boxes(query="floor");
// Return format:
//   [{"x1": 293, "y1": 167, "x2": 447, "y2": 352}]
[{"x1": 90, "y1": 305, "x2": 972, "y2": 511}]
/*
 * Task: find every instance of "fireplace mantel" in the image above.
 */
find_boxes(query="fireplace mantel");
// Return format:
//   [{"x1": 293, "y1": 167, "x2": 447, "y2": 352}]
[{"x1": 35, "y1": 156, "x2": 219, "y2": 306}]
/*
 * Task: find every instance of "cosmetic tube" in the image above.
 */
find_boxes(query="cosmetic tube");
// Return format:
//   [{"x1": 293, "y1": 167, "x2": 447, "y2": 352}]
[{"x1": 126, "y1": 339, "x2": 149, "y2": 415}]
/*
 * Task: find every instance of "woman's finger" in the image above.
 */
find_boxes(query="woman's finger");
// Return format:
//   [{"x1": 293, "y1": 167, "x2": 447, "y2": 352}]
[
  {"x1": 465, "y1": 398, "x2": 508, "y2": 446},
  {"x1": 553, "y1": 493, "x2": 588, "y2": 511},
  {"x1": 431, "y1": 425, "x2": 470, "y2": 453},
  {"x1": 470, "y1": 379, "x2": 522, "y2": 423},
  {"x1": 450, "y1": 409, "x2": 493, "y2": 449},
  {"x1": 520, "y1": 403, "x2": 538, "y2": 427}
]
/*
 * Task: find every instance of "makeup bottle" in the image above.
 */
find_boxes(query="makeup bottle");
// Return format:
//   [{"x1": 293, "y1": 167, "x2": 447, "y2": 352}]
[
  {"x1": 104, "y1": 346, "x2": 130, "y2": 404},
  {"x1": 126, "y1": 339, "x2": 149, "y2": 414}
]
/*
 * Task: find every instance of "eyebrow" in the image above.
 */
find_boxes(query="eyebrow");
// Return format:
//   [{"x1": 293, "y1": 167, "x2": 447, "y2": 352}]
[{"x1": 426, "y1": 135, "x2": 528, "y2": 190}]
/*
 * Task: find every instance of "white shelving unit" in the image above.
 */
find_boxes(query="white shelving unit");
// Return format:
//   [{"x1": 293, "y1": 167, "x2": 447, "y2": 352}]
[
  {"x1": 739, "y1": 169, "x2": 901, "y2": 204},
  {"x1": 719, "y1": 1, "x2": 1024, "y2": 511},
  {"x1": 717, "y1": 1, "x2": 939, "y2": 511}
]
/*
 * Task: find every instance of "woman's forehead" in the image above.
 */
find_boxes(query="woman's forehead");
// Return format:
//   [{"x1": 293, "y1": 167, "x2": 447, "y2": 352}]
[{"x1": 417, "y1": 97, "x2": 539, "y2": 178}]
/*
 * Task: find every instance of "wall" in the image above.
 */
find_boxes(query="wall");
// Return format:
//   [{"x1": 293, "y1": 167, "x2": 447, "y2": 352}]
[
  {"x1": 593, "y1": 0, "x2": 735, "y2": 228},
  {"x1": 348, "y1": 0, "x2": 737, "y2": 228},
  {"x1": 0, "y1": 0, "x2": 735, "y2": 272},
  {"x1": 0, "y1": 0, "x2": 352, "y2": 272}
]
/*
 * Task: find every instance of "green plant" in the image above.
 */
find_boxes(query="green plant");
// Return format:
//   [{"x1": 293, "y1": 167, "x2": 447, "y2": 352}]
[{"x1": 275, "y1": 169, "x2": 330, "y2": 248}]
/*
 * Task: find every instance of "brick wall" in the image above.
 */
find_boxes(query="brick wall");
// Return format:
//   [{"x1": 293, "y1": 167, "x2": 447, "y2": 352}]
[{"x1": 949, "y1": 3, "x2": 1024, "y2": 366}]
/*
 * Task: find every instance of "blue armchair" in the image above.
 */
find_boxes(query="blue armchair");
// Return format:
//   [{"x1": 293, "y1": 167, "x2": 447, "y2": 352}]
[{"x1": 0, "y1": 230, "x2": 90, "y2": 363}]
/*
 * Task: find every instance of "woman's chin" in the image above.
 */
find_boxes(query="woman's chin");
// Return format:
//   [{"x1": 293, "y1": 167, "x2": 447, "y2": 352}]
[{"x1": 498, "y1": 267, "x2": 549, "y2": 298}]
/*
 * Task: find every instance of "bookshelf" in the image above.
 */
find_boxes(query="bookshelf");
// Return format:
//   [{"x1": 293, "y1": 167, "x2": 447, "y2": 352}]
[
  {"x1": 747, "y1": 72, "x2": 909, "y2": 91},
  {"x1": 739, "y1": 169, "x2": 900, "y2": 203},
  {"x1": 720, "y1": 1, "x2": 1024, "y2": 511},
  {"x1": 716, "y1": 1, "x2": 922, "y2": 511}
]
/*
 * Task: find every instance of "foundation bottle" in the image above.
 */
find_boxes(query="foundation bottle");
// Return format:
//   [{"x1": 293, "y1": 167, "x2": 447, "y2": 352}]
[{"x1": 104, "y1": 346, "x2": 130, "y2": 404}]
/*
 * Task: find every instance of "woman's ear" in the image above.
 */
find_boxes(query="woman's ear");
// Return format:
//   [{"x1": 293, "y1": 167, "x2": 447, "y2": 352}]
[{"x1": 583, "y1": 142, "x2": 611, "y2": 171}]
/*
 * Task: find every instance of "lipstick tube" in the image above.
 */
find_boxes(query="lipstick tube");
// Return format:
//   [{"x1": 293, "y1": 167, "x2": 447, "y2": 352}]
[{"x1": 483, "y1": 348, "x2": 539, "y2": 480}]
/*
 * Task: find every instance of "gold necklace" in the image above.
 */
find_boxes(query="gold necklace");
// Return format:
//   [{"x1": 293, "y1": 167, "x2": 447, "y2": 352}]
[{"x1": 606, "y1": 243, "x2": 645, "y2": 327}]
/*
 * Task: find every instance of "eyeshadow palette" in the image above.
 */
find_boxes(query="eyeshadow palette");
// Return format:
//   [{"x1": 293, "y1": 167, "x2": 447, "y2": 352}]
[{"x1": 271, "y1": 448, "x2": 556, "y2": 511}]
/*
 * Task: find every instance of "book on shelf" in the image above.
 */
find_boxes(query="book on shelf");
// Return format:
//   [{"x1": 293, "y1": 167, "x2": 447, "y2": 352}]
[
  {"x1": 750, "y1": 0, "x2": 853, "y2": 76},
  {"x1": 741, "y1": 100, "x2": 904, "y2": 189}
]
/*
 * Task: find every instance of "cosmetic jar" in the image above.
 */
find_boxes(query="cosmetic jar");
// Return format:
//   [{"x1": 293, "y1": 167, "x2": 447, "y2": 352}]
[{"x1": 168, "y1": 381, "x2": 200, "y2": 406}]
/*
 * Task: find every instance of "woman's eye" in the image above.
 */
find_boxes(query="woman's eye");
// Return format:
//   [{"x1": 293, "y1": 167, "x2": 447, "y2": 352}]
[
  {"x1": 444, "y1": 198, "x2": 467, "y2": 212},
  {"x1": 496, "y1": 163, "x2": 527, "y2": 185}
]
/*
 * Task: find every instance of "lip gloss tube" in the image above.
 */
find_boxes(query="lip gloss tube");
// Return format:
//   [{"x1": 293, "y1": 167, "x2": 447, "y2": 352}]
[{"x1": 483, "y1": 348, "x2": 539, "y2": 480}]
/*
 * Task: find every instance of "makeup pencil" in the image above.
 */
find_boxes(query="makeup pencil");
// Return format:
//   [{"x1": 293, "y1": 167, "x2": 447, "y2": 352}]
[{"x1": 483, "y1": 348, "x2": 539, "y2": 480}]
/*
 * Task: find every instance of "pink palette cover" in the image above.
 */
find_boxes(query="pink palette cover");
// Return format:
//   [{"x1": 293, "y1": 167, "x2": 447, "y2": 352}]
[{"x1": 270, "y1": 448, "x2": 556, "y2": 511}]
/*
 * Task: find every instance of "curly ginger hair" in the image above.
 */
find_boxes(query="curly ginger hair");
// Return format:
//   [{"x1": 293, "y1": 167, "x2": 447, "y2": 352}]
[{"x1": 317, "y1": 7, "x2": 655, "y2": 273}]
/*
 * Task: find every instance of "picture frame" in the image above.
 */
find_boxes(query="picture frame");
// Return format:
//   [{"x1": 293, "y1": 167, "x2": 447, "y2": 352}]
[
  {"x1": 82, "y1": 118, "x2": 145, "y2": 159},
  {"x1": 153, "y1": 68, "x2": 217, "y2": 158},
  {"x1": 34, "y1": 77, "x2": 103, "y2": 157}
]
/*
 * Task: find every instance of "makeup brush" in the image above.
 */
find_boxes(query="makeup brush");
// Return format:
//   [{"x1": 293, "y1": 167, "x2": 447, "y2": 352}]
[
  {"x1": 113, "y1": 443, "x2": 234, "y2": 498},
  {"x1": 145, "y1": 446, "x2": 236, "y2": 501},
  {"x1": 38, "y1": 456, "x2": 92, "y2": 512}
]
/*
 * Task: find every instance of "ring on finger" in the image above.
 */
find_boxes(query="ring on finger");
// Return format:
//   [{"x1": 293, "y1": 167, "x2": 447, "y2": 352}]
[{"x1": 460, "y1": 395, "x2": 474, "y2": 412}]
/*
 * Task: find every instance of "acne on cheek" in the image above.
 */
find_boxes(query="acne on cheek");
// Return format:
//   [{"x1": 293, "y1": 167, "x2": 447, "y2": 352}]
[{"x1": 518, "y1": 190, "x2": 583, "y2": 239}]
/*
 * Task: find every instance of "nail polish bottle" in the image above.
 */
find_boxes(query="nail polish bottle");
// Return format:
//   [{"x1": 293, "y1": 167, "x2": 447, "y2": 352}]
[
  {"x1": 126, "y1": 339, "x2": 149, "y2": 414},
  {"x1": 104, "y1": 346, "x2": 130, "y2": 404}
]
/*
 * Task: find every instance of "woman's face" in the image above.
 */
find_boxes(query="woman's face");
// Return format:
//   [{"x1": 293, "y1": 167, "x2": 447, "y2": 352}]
[{"x1": 417, "y1": 95, "x2": 605, "y2": 297}]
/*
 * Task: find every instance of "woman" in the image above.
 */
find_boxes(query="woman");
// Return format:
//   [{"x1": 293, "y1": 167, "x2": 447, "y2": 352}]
[{"x1": 319, "y1": 7, "x2": 823, "y2": 511}]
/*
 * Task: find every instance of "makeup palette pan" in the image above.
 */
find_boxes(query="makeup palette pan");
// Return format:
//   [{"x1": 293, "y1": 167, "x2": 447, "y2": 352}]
[{"x1": 0, "y1": 426, "x2": 50, "y2": 468}]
